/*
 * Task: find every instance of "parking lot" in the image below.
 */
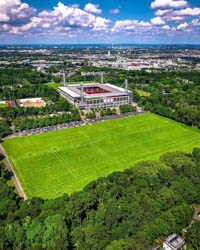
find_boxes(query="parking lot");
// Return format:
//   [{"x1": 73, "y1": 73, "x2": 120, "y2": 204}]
[
  {"x1": 16, "y1": 121, "x2": 88, "y2": 137},
  {"x1": 15, "y1": 111, "x2": 148, "y2": 137}
]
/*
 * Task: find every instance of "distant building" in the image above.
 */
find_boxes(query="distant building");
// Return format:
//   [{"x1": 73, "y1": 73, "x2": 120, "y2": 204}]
[
  {"x1": 163, "y1": 234, "x2": 186, "y2": 250},
  {"x1": 81, "y1": 71, "x2": 104, "y2": 76},
  {"x1": 18, "y1": 98, "x2": 46, "y2": 108},
  {"x1": 58, "y1": 82, "x2": 132, "y2": 109}
]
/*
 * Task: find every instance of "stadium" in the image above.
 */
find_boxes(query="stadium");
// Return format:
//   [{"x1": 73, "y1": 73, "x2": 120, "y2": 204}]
[{"x1": 58, "y1": 82, "x2": 133, "y2": 109}]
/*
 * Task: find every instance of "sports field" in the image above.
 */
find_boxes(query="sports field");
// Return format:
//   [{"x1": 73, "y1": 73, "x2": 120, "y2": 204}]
[
  {"x1": 136, "y1": 89, "x2": 151, "y2": 97},
  {"x1": 46, "y1": 81, "x2": 94, "y2": 89},
  {"x1": 2, "y1": 113, "x2": 200, "y2": 199}
]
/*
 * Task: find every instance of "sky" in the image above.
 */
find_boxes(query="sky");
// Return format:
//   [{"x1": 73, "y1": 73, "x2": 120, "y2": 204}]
[{"x1": 0, "y1": 0, "x2": 200, "y2": 44}]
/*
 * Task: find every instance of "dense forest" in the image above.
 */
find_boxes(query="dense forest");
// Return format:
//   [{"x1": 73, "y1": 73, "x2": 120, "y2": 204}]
[
  {"x1": 0, "y1": 68, "x2": 52, "y2": 86},
  {"x1": 138, "y1": 82, "x2": 200, "y2": 128},
  {"x1": 0, "y1": 148, "x2": 200, "y2": 249}
]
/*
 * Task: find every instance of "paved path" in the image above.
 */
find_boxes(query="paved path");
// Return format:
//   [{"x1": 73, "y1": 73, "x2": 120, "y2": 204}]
[
  {"x1": 184, "y1": 206, "x2": 200, "y2": 232},
  {"x1": 192, "y1": 207, "x2": 200, "y2": 222},
  {"x1": 0, "y1": 145, "x2": 27, "y2": 200}
]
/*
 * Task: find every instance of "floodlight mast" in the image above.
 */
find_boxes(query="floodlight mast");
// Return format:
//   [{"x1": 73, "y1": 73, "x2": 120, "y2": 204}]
[
  {"x1": 80, "y1": 82, "x2": 84, "y2": 104},
  {"x1": 101, "y1": 72, "x2": 104, "y2": 84},
  {"x1": 63, "y1": 70, "x2": 66, "y2": 87},
  {"x1": 125, "y1": 79, "x2": 128, "y2": 93}
]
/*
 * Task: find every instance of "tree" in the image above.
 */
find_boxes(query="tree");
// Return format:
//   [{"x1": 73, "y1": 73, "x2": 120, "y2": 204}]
[
  {"x1": 192, "y1": 147, "x2": 200, "y2": 164},
  {"x1": 42, "y1": 214, "x2": 69, "y2": 249},
  {"x1": 186, "y1": 221, "x2": 200, "y2": 249},
  {"x1": 133, "y1": 90, "x2": 140, "y2": 102},
  {"x1": 22, "y1": 78, "x2": 31, "y2": 86}
]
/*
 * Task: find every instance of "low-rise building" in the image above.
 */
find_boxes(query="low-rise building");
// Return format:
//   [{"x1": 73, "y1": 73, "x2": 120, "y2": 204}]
[{"x1": 163, "y1": 234, "x2": 186, "y2": 250}]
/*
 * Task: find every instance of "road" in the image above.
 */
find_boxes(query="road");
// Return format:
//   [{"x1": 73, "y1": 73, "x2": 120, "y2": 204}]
[{"x1": 0, "y1": 145, "x2": 27, "y2": 200}]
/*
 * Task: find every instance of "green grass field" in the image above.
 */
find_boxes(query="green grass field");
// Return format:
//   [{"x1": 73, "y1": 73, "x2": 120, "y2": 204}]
[
  {"x1": 46, "y1": 81, "x2": 94, "y2": 89},
  {"x1": 2, "y1": 113, "x2": 200, "y2": 199},
  {"x1": 136, "y1": 89, "x2": 151, "y2": 97},
  {"x1": 0, "y1": 104, "x2": 8, "y2": 108}
]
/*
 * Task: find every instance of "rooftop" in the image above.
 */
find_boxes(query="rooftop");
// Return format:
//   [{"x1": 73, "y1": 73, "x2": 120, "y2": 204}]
[{"x1": 165, "y1": 234, "x2": 185, "y2": 249}]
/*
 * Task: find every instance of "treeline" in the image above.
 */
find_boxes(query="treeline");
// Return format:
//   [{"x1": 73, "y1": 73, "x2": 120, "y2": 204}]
[
  {"x1": 85, "y1": 108, "x2": 117, "y2": 119},
  {"x1": 100, "y1": 108, "x2": 117, "y2": 117},
  {"x1": 139, "y1": 85, "x2": 200, "y2": 128},
  {"x1": 0, "y1": 98, "x2": 71, "y2": 120},
  {"x1": 120, "y1": 104, "x2": 136, "y2": 113},
  {"x1": 80, "y1": 66, "x2": 200, "y2": 91},
  {"x1": 14, "y1": 111, "x2": 81, "y2": 132},
  {"x1": 0, "y1": 68, "x2": 52, "y2": 86},
  {"x1": 1, "y1": 85, "x2": 59, "y2": 102},
  {"x1": 0, "y1": 148, "x2": 200, "y2": 249},
  {"x1": 186, "y1": 221, "x2": 200, "y2": 249},
  {"x1": 85, "y1": 110, "x2": 96, "y2": 119},
  {"x1": 0, "y1": 120, "x2": 11, "y2": 138}
]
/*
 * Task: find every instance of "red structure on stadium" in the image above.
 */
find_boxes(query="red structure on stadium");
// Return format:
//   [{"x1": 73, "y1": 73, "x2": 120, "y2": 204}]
[{"x1": 81, "y1": 86, "x2": 110, "y2": 95}]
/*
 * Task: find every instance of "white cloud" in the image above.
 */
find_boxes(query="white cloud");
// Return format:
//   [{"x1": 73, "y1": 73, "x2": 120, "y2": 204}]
[
  {"x1": 173, "y1": 8, "x2": 200, "y2": 17},
  {"x1": 164, "y1": 15, "x2": 187, "y2": 22},
  {"x1": 177, "y1": 22, "x2": 188, "y2": 30},
  {"x1": 162, "y1": 24, "x2": 170, "y2": 29},
  {"x1": 110, "y1": 9, "x2": 120, "y2": 14},
  {"x1": 151, "y1": 16, "x2": 166, "y2": 25},
  {"x1": 70, "y1": 4, "x2": 80, "y2": 8},
  {"x1": 0, "y1": 0, "x2": 36, "y2": 24},
  {"x1": 160, "y1": 7, "x2": 200, "y2": 23},
  {"x1": 93, "y1": 17, "x2": 111, "y2": 31},
  {"x1": 112, "y1": 20, "x2": 152, "y2": 33},
  {"x1": 1, "y1": 24, "x2": 10, "y2": 30},
  {"x1": 0, "y1": 13, "x2": 10, "y2": 22},
  {"x1": 191, "y1": 19, "x2": 200, "y2": 26},
  {"x1": 19, "y1": 2, "x2": 110, "y2": 35},
  {"x1": 155, "y1": 9, "x2": 172, "y2": 16},
  {"x1": 84, "y1": 3, "x2": 102, "y2": 14},
  {"x1": 151, "y1": 0, "x2": 188, "y2": 10},
  {"x1": 1, "y1": 0, "x2": 200, "y2": 41}
]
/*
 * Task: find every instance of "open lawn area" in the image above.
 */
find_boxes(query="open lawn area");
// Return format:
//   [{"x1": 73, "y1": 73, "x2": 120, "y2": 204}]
[
  {"x1": 2, "y1": 113, "x2": 200, "y2": 199},
  {"x1": 46, "y1": 81, "x2": 94, "y2": 89},
  {"x1": 0, "y1": 104, "x2": 8, "y2": 108},
  {"x1": 136, "y1": 89, "x2": 151, "y2": 96}
]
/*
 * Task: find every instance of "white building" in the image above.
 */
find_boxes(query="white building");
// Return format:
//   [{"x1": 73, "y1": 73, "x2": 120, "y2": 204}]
[
  {"x1": 59, "y1": 82, "x2": 132, "y2": 109},
  {"x1": 163, "y1": 234, "x2": 186, "y2": 250}
]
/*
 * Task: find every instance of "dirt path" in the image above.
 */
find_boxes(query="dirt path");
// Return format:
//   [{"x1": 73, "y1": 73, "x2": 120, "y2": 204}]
[{"x1": 0, "y1": 144, "x2": 27, "y2": 200}]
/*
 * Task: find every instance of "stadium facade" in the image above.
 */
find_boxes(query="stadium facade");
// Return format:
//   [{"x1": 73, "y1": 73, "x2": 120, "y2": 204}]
[{"x1": 58, "y1": 82, "x2": 132, "y2": 109}]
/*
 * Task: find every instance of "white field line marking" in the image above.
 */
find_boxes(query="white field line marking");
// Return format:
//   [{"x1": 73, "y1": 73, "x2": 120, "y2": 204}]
[
  {"x1": 52, "y1": 150, "x2": 80, "y2": 179},
  {"x1": 32, "y1": 136, "x2": 200, "y2": 196},
  {"x1": 26, "y1": 119, "x2": 200, "y2": 196}
]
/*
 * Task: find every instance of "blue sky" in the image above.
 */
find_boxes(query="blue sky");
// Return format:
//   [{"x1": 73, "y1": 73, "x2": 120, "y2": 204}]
[{"x1": 0, "y1": 0, "x2": 200, "y2": 44}]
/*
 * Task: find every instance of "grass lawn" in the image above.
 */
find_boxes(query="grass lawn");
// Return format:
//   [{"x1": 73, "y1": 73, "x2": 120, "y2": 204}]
[
  {"x1": 45, "y1": 83, "x2": 63, "y2": 89},
  {"x1": 46, "y1": 81, "x2": 94, "y2": 89},
  {"x1": 0, "y1": 104, "x2": 8, "y2": 108},
  {"x1": 2, "y1": 113, "x2": 200, "y2": 199},
  {"x1": 136, "y1": 89, "x2": 151, "y2": 97}
]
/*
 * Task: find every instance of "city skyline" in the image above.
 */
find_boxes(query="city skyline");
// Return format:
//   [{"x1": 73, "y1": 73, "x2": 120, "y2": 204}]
[{"x1": 0, "y1": 0, "x2": 200, "y2": 44}]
